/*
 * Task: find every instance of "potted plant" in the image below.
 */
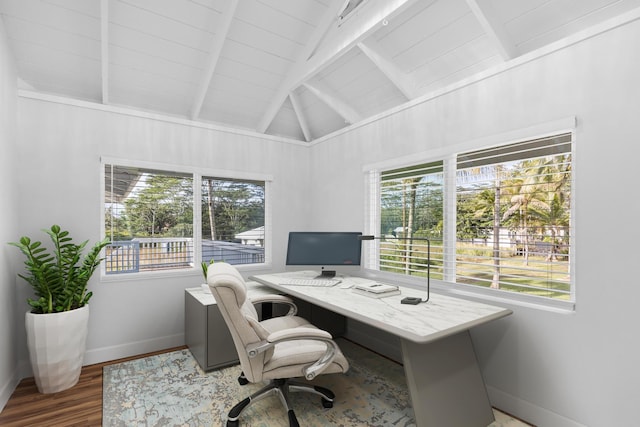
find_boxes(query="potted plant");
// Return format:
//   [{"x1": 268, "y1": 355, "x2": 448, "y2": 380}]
[
  {"x1": 201, "y1": 259, "x2": 214, "y2": 292},
  {"x1": 9, "y1": 225, "x2": 109, "y2": 393},
  {"x1": 201, "y1": 258, "x2": 215, "y2": 280}
]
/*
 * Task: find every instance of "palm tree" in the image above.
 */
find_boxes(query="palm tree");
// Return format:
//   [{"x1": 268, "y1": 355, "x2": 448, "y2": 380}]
[
  {"x1": 528, "y1": 155, "x2": 571, "y2": 266},
  {"x1": 502, "y1": 155, "x2": 571, "y2": 265},
  {"x1": 502, "y1": 159, "x2": 550, "y2": 266},
  {"x1": 529, "y1": 193, "x2": 570, "y2": 261},
  {"x1": 457, "y1": 165, "x2": 503, "y2": 288}
]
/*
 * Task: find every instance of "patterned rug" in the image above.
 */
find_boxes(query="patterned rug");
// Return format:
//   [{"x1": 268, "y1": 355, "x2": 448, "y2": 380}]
[{"x1": 103, "y1": 339, "x2": 523, "y2": 426}]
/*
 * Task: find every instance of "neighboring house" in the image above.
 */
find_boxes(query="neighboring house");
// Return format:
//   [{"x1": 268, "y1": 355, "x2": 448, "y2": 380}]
[{"x1": 235, "y1": 226, "x2": 264, "y2": 247}]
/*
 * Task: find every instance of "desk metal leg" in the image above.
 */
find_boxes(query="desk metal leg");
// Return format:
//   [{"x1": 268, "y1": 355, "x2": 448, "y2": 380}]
[{"x1": 402, "y1": 330, "x2": 494, "y2": 427}]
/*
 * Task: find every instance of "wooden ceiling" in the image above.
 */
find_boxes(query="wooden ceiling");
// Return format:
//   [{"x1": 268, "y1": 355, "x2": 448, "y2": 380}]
[{"x1": 2, "y1": 0, "x2": 639, "y2": 142}]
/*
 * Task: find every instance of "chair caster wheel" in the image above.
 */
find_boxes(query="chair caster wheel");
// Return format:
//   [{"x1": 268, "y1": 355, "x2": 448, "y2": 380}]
[
  {"x1": 226, "y1": 420, "x2": 239, "y2": 427},
  {"x1": 321, "y1": 398, "x2": 334, "y2": 408},
  {"x1": 237, "y1": 375, "x2": 249, "y2": 385}
]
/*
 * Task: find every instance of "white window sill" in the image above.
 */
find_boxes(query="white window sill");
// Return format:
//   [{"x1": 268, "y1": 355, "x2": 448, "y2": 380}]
[
  {"x1": 359, "y1": 268, "x2": 575, "y2": 314},
  {"x1": 100, "y1": 262, "x2": 272, "y2": 283}
]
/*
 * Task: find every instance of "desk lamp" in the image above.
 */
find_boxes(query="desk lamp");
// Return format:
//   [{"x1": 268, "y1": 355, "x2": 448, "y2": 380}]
[{"x1": 359, "y1": 235, "x2": 430, "y2": 304}]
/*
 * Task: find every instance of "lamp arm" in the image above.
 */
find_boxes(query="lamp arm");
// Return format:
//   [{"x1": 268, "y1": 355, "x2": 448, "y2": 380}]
[{"x1": 359, "y1": 234, "x2": 430, "y2": 303}]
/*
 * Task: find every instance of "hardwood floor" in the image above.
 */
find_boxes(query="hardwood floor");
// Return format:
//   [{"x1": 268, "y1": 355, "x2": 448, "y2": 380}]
[{"x1": 0, "y1": 347, "x2": 185, "y2": 427}]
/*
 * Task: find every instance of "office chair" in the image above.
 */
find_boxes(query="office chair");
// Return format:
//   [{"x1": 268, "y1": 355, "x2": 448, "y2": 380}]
[{"x1": 207, "y1": 262, "x2": 350, "y2": 427}]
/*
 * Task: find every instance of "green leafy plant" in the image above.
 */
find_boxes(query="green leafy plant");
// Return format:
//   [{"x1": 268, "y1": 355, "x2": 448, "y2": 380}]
[
  {"x1": 201, "y1": 258, "x2": 215, "y2": 281},
  {"x1": 9, "y1": 225, "x2": 110, "y2": 314}
]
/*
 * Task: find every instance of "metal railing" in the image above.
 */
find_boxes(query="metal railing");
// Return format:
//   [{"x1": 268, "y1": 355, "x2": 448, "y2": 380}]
[
  {"x1": 106, "y1": 238, "x2": 264, "y2": 274},
  {"x1": 105, "y1": 241, "x2": 140, "y2": 274}
]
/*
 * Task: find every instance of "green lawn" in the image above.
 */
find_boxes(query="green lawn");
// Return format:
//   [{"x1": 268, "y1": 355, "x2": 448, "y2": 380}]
[{"x1": 380, "y1": 241, "x2": 571, "y2": 300}]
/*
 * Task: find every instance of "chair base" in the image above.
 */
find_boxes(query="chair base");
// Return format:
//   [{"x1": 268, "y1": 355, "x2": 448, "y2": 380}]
[
  {"x1": 237, "y1": 371, "x2": 249, "y2": 385},
  {"x1": 226, "y1": 378, "x2": 335, "y2": 427}
]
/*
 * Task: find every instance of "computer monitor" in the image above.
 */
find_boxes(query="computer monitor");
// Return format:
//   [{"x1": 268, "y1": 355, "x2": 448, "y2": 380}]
[{"x1": 285, "y1": 231, "x2": 363, "y2": 277}]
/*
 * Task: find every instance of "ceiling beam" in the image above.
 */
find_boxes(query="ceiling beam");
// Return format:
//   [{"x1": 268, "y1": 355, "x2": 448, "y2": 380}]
[
  {"x1": 190, "y1": 0, "x2": 239, "y2": 120},
  {"x1": 256, "y1": 0, "x2": 346, "y2": 133},
  {"x1": 303, "y1": 80, "x2": 362, "y2": 125},
  {"x1": 304, "y1": 0, "x2": 352, "y2": 61},
  {"x1": 357, "y1": 39, "x2": 416, "y2": 99},
  {"x1": 289, "y1": 92, "x2": 312, "y2": 142},
  {"x1": 101, "y1": 0, "x2": 109, "y2": 104},
  {"x1": 257, "y1": 0, "x2": 419, "y2": 134},
  {"x1": 305, "y1": 0, "x2": 418, "y2": 72},
  {"x1": 465, "y1": 0, "x2": 517, "y2": 60}
]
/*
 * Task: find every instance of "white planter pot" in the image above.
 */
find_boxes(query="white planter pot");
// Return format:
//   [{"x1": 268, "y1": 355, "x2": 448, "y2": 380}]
[{"x1": 25, "y1": 305, "x2": 90, "y2": 394}]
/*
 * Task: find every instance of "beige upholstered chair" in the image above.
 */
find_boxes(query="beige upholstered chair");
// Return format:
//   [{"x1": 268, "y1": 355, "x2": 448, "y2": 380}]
[{"x1": 207, "y1": 262, "x2": 350, "y2": 427}]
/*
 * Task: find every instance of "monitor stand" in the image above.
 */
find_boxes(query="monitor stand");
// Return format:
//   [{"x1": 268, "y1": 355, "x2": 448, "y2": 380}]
[{"x1": 316, "y1": 269, "x2": 336, "y2": 278}]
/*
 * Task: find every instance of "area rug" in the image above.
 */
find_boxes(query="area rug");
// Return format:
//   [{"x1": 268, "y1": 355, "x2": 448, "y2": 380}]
[{"x1": 103, "y1": 339, "x2": 523, "y2": 426}]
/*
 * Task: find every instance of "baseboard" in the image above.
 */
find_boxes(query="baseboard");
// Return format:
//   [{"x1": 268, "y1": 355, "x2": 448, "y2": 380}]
[
  {"x1": 83, "y1": 333, "x2": 185, "y2": 366},
  {"x1": 0, "y1": 372, "x2": 20, "y2": 414},
  {"x1": 487, "y1": 385, "x2": 586, "y2": 427},
  {"x1": 10, "y1": 358, "x2": 33, "y2": 395}
]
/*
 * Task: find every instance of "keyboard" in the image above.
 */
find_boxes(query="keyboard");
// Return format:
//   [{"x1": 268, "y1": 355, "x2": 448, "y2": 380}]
[{"x1": 279, "y1": 278, "x2": 342, "y2": 287}]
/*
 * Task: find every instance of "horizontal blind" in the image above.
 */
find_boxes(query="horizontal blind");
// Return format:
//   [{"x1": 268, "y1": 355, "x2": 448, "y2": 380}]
[
  {"x1": 377, "y1": 161, "x2": 444, "y2": 279},
  {"x1": 455, "y1": 133, "x2": 572, "y2": 299},
  {"x1": 104, "y1": 164, "x2": 194, "y2": 274}
]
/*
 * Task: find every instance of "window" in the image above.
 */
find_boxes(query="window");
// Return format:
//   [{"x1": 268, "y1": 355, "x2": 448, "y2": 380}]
[
  {"x1": 456, "y1": 134, "x2": 572, "y2": 299},
  {"x1": 201, "y1": 177, "x2": 265, "y2": 265},
  {"x1": 367, "y1": 132, "x2": 573, "y2": 302},
  {"x1": 376, "y1": 162, "x2": 444, "y2": 278},
  {"x1": 104, "y1": 163, "x2": 267, "y2": 275}
]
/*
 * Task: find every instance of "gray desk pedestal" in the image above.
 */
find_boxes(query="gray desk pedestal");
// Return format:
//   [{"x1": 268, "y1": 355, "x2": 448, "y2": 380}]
[
  {"x1": 402, "y1": 331, "x2": 493, "y2": 427},
  {"x1": 185, "y1": 283, "x2": 276, "y2": 371},
  {"x1": 185, "y1": 287, "x2": 239, "y2": 371}
]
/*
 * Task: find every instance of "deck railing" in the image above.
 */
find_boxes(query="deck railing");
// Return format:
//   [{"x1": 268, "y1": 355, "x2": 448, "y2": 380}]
[{"x1": 105, "y1": 238, "x2": 264, "y2": 274}]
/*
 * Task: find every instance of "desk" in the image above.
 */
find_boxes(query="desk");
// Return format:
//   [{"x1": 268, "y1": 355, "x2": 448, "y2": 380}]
[
  {"x1": 185, "y1": 282, "x2": 275, "y2": 371},
  {"x1": 250, "y1": 271, "x2": 513, "y2": 427}
]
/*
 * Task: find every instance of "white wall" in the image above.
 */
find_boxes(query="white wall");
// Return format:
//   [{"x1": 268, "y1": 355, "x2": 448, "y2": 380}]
[
  {"x1": 308, "y1": 18, "x2": 640, "y2": 427},
  {"x1": 0, "y1": 16, "x2": 19, "y2": 411},
  {"x1": 13, "y1": 99, "x2": 311, "y2": 368}
]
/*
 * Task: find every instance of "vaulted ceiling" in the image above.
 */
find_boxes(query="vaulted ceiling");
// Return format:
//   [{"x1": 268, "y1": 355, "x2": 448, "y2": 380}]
[{"x1": 2, "y1": 0, "x2": 639, "y2": 142}]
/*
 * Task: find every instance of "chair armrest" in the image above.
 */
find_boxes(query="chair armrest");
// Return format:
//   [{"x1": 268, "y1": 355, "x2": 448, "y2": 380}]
[
  {"x1": 245, "y1": 327, "x2": 339, "y2": 380},
  {"x1": 251, "y1": 294, "x2": 297, "y2": 316},
  {"x1": 246, "y1": 327, "x2": 331, "y2": 356},
  {"x1": 267, "y1": 327, "x2": 332, "y2": 343}
]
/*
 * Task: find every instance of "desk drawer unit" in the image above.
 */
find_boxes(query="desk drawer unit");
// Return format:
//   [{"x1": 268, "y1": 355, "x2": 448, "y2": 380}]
[{"x1": 185, "y1": 287, "x2": 238, "y2": 371}]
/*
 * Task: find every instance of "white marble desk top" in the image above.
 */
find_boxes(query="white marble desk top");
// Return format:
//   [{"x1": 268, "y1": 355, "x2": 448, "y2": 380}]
[{"x1": 250, "y1": 271, "x2": 512, "y2": 344}]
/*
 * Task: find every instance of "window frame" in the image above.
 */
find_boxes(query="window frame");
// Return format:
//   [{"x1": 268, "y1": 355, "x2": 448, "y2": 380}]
[
  {"x1": 363, "y1": 118, "x2": 576, "y2": 311},
  {"x1": 100, "y1": 157, "x2": 272, "y2": 279}
]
